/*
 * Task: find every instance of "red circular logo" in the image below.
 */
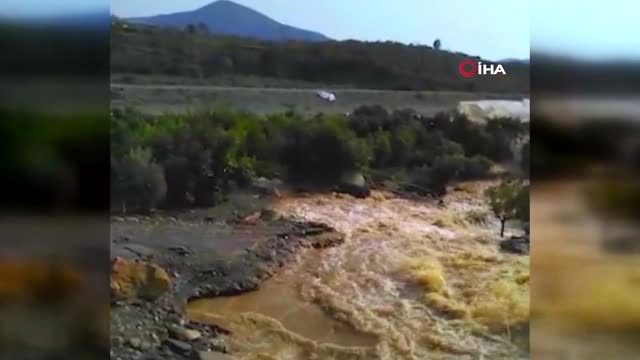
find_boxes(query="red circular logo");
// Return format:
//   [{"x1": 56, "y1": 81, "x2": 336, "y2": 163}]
[{"x1": 458, "y1": 59, "x2": 477, "y2": 78}]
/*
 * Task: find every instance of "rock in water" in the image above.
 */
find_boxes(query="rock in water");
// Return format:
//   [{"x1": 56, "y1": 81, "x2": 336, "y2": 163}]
[
  {"x1": 165, "y1": 338, "x2": 192, "y2": 355},
  {"x1": 110, "y1": 257, "x2": 171, "y2": 301},
  {"x1": 309, "y1": 231, "x2": 345, "y2": 249},
  {"x1": 499, "y1": 236, "x2": 529, "y2": 255},
  {"x1": 251, "y1": 177, "x2": 283, "y2": 197},
  {"x1": 337, "y1": 171, "x2": 370, "y2": 198},
  {"x1": 208, "y1": 338, "x2": 228, "y2": 353},
  {"x1": 168, "y1": 325, "x2": 202, "y2": 341}
]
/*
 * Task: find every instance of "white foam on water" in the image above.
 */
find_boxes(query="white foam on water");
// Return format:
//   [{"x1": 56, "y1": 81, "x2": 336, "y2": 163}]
[{"x1": 189, "y1": 190, "x2": 528, "y2": 360}]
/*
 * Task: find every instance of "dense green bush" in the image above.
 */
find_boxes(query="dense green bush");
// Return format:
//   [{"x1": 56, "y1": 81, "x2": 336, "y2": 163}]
[
  {"x1": 457, "y1": 155, "x2": 493, "y2": 180},
  {"x1": 423, "y1": 160, "x2": 459, "y2": 196},
  {"x1": 111, "y1": 147, "x2": 167, "y2": 213},
  {"x1": 485, "y1": 180, "x2": 529, "y2": 237},
  {"x1": 111, "y1": 106, "x2": 526, "y2": 210},
  {"x1": 409, "y1": 154, "x2": 492, "y2": 196},
  {"x1": 445, "y1": 115, "x2": 526, "y2": 163},
  {"x1": 348, "y1": 105, "x2": 391, "y2": 136},
  {"x1": 282, "y1": 116, "x2": 370, "y2": 183}
]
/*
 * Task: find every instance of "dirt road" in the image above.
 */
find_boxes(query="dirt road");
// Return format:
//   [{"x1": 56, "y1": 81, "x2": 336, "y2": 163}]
[{"x1": 111, "y1": 83, "x2": 525, "y2": 115}]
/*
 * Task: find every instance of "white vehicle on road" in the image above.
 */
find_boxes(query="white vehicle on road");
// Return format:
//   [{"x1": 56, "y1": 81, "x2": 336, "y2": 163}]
[{"x1": 316, "y1": 90, "x2": 336, "y2": 102}]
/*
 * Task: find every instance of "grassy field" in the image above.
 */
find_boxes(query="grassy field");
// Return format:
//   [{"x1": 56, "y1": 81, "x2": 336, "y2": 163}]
[
  {"x1": 111, "y1": 81, "x2": 527, "y2": 115},
  {"x1": 111, "y1": 73, "x2": 353, "y2": 89}
]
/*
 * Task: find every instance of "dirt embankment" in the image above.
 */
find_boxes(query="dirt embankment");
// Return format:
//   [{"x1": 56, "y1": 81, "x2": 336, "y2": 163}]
[{"x1": 110, "y1": 202, "x2": 347, "y2": 360}]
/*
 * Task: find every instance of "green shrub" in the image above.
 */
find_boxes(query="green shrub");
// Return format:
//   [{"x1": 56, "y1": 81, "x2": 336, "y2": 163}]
[
  {"x1": 281, "y1": 116, "x2": 368, "y2": 184},
  {"x1": 110, "y1": 106, "x2": 524, "y2": 208},
  {"x1": 459, "y1": 155, "x2": 493, "y2": 180},
  {"x1": 428, "y1": 154, "x2": 493, "y2": 181},
  {"x1": 408, "y1": 154, "x2": 493, "y2": 197},
  {"x1": 111, "y1": 147, "x2": 167, "y2": 213},
  {"x1": 348, "y1": 105, "x2": 390, "y2": 136},
  {"x1": 410, "y1": 160, "x2": 457, "y2": 196},
  {"x1": 446, "y1": 114, "x2": 515, "y2": 163},
  {"x1": 485, "y1": 180, "x2": 529, "y2": 237},
  {"x1": 371, "y1": 131, "x2": 392, "y2": 167}
]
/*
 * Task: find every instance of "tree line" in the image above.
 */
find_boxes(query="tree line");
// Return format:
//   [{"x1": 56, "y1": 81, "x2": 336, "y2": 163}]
[
  {"x1": 111, "y1": 21, "x2": 529, "y2": 93},
  {"x1": 111, "y1": 106, "x2": 529, "y2": 213}
]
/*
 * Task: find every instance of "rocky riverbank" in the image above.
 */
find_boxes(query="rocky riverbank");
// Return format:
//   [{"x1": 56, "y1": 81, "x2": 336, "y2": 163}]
[{"x1": 110, "y1": 202, "x2": 346, "y2": 360}]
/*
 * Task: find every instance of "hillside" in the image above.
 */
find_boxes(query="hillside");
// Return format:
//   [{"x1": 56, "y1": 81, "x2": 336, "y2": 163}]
[
  {"x1": 111, "y1": 21, "x2": 529, "y2": 93},
  {"x1": 126, "y1": 0, "x2": 330, "y2": 42},
  {"x1": 532, "y1": 52, "x2": 640, "y2": 94}
]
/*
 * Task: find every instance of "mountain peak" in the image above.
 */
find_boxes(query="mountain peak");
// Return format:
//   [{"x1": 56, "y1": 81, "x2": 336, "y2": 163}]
[
  {"x1": 130, "y1": 1, "x2": 330, "y2": 42},
  {"x1": 208, "y1": 0, "x2": 237, "y2": 4},
  {"x1": 198, "y1": 0, "x2": 251, "y2": 11}
]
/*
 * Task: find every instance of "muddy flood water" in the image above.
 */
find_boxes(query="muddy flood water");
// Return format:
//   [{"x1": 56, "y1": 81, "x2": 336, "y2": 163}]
[
  {"x1": 188, "y1": 184, "x2": 530, "y2": 360},
  {"x1": 530, "y1": 181, "x2": 640, "y2": 359}
]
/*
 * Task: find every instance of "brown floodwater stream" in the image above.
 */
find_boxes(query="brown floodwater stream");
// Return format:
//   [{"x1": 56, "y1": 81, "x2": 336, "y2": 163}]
[
  {"x1": 189, "y1": 273, "x2": 379, "y2": 348},
  {"x1": 187, "y1": 187, "x2": 530, "y2": 360}
]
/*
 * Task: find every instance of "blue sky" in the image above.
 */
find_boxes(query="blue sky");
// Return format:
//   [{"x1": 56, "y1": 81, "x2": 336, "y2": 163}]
[
  {"x1": 110, "y1": 0, "x2": 530, "y2": 61},
  {"x1": 3, "y1": 1, "x2": 638, "y2": 60},
  {"x1": 531, "y1": 0, "x2": 640, "y2": 60}
]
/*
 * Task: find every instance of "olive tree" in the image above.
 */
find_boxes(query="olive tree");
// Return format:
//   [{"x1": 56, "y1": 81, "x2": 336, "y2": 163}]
[{"x1": 486, "y1": 180, "x2": 529, "y2": 237}]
